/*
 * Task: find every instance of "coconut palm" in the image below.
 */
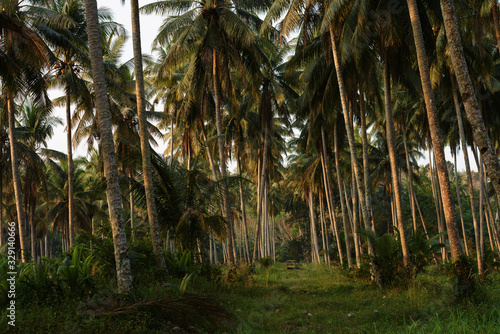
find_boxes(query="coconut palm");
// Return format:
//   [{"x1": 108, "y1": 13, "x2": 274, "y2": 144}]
[
  {"x1": 440, "y1": 0, "x2": 500, "y2": 203},
  {"x1": 83, "y1": 0, "x2": 133, "y2": 294}
]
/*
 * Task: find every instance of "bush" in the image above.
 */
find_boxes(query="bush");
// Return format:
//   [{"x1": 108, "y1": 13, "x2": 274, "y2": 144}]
[
  {"x1": 447, "y1": 255, "x2": 478, "y2": 301},
  {"x1": 221, "y1": 263, "x2": 254, "y2": 285}
]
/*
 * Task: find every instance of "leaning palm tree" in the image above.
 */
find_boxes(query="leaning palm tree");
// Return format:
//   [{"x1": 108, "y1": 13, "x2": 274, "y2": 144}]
[
  {"x1": 406, "y1": 0, "x2": 463, "y2": 260},
  {"x1": 83, "y1": 0, "x2": 133, "y2": 294},
  {"x1": 440, "y1": 0, "x2": 500, "y2": 202}
]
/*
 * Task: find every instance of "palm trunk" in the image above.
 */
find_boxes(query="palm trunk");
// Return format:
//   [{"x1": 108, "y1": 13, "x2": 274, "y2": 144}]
[
  {"x1": 130, "y1": 0, "x2": 166, "y2": 269},
  {"x1": 329, "y1": 29, "x2": 377, "y2": 275},
  {"x1": 334, "y1": 126, "x2": 353, "y2": 267},
  {"x1": 129, "y1": 170, "x2": 134, "y2": 242},
  {"x1": 453, "y1": 148, "x2": 469, "y2": 255},
  {"x1": 66, "y1": 87, "x2": 75, "y2": 248},
  {"x1": 237, "y1": 157, "x2": 251, "y2": 263},
  {"x1": 8, "y1": 97, "x2": 28, "y2": 262},
  {"x1": 320, "y1": 127, "x2": 343, "y2": 265},
  {"x1": 402, "y1": 122, "x2": 417, "y2": 233},
  {"x1": 440, "y1": 0, "x2": 500, "y2": 205},
  {"x1": 84, "y1": 0, "x2": 133, "y2": 294},
  {"x1": 359, "y1": 91, "x2": 374, "y2": 232},
  {"x1": 212, "y1": 50, "x2": 235, "y2": 263},
  {"x1": 383, "y1": 57, "x2": 410, "y2": 267},
  {"x1": 451, "y1": 77, "x2": 483, "y2": 273},
  {"x1": 408, "y1": 0, "x2": 463, "y2": 260},
  {"x1": 308, "y1": 189, "x2": 320, "y2": 263}
]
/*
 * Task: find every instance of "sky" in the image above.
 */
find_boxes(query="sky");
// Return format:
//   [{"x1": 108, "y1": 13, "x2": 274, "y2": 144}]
[{"x1": 44, "y1": 1, "x2": 477, "y2": 172}]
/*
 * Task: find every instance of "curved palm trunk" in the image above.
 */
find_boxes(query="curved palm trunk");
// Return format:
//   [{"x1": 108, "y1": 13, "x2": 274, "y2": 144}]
[
  {"x1": 334, "y1": 126, "x2": 353, "y2": 267},
  {"x1": 407, "y1": 0, "x2": 462, "y2": 260},
  {"x1": 130, "y1": 0, "x2": 166, "y2": 269},
  {"x1": 308, "y1": 189, "x2": 321, "y2": 263},
  {"x1": 84, "y1": 0, "x2": 133, "y2": 294},
  {"x1": 329, "y1": 29, "x2": 377, "y2": 276},
  {"x1": 383, "y1": 58, "x2": 410, "y2": 267},
  {"x1": 66, "y1": 87, "x2": 75, "y2": 248},
  {"x1": 450, "y1": 78, "x2": 482, "y2": 272},
  {"x1": 320, "y1": 126, "x2": 343, "y2": 265},
  {"x1": 8, "y1": 97, "x2": 28, "y2": 262},
  {"x1": 213, "y1": 50, "x2": 235, "y2": 263},
  {"x1": 440, "y1": 0, "x2": 500, "y2": 207}
]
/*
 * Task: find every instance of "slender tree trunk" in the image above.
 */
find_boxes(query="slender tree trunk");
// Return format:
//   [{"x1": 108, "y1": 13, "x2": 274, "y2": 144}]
[
  {"x1": 66, "y1": 87, "x2": 75, "y2": 248},
  {"x1": 402, "y1": 123, "x2": 417, "y2": 233},
  {"x1": 129, "y1": 171, "x2": 135, "y2": 242},
  {"x1": 308, "y1": 190, "x2": 320, "y2": 263},
  {"x1": 359, "y1": 91, "x2": 374, "y2": 232},
  {"x1": 329, "y1": 29, "x2": 377, "y2": 278},
  {"x1": 383, "y1": 57, "x2": 410, "y2": 266},
  {"x1": 440, "y1": 0, "x2": 500, "y2": 204},
  {"x1": 8, "y1": 97, "x2": 28, "y2": 262},
  {"x1": 408, "y1": 0, "x2": 463, "y2": 260},
  {"x1": 334, "y1": 126, "x2": 353, "y2": 267},
  {"x1": 453, "y1": 148, "x2": 469, "y2": 255},
  {"x1": 237, "y1": 157, "x2": 251, "y2": 263},
  {"x1": 84, "y1": 0, "x2": 133, "y2": 294},
  {"x1": 451, "y1": 77, "x2": 482, "y2": 272},
  {"x1": 413, "y1": 191, "x2": 429, "y2": 236},
  {"x1": 130, "y1": 0, "x2": 166, "y2": 269},
  {"x1": 320, "y1": 127, "x2": 343, "y2": 265}
]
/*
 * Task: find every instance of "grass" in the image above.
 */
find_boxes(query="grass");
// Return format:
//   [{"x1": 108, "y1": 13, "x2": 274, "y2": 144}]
[{"x1": 6, "y1": 263, "x2": 500, "y2": 333}]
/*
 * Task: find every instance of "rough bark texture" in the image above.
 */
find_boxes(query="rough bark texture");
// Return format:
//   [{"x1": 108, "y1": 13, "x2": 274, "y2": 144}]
[
  {"x1": 8, "y1": 97, "x2": 28, "y2": 262},
  {"x1": 492, "y1": 2, "x2": 500, "y2": 48},
  {"x1": 383, "y1": 59, "x2": 410, "y2": 267},
  {"x1": 66, "y1": 87, "x2": 74, "y2": 247},
  {"x1": 130, "y1": 0, "x2": 166, "y2": 269},
  {"x1": 440, "y1": 0, "x2": 500, "y2": 207},
  {"x1": 409, "y1": 0, "x2": 463, "y2": 260},
  {"x1": 84, "y1": 0, "x2": 133, "y2": 294}
]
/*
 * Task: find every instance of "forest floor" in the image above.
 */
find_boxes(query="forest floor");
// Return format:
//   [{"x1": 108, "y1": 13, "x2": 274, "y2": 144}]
[{"x1": 13, "y1": 262, "x2": 500, "y2": 333}]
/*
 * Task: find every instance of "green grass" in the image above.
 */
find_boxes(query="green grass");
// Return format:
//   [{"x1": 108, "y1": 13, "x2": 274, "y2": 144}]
[{"x1": 7, "y1": 264, "x2": 500, "y2": 333}]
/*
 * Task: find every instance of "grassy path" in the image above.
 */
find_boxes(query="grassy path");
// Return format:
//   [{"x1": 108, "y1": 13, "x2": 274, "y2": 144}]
[{"x1": 197, "y1": 263, "x2": 500, "y2": 333}]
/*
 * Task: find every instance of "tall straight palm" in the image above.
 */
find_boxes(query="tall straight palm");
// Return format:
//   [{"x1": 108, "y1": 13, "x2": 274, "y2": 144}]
[
  {"x1": 127, "y1": 0, "x2": 166, "y2": 269},
  {"x1": 406, "y1": 0, "x2": 463, "y2": 259},
  {"x1": 83, "y1": 0, "x2": 133, "y2": 293},
  {"x1": 439, "y1": 0, "x2": 500, "y2": 202}
]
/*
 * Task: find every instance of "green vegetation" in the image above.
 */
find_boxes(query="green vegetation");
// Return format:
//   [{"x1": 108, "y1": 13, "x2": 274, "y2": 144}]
[
  {"x1": 2, "y1": 0, "x2": 500, "y2": 332},
  {"x1": 4, "y1": 251, "x2": 500, "y2": 333}
]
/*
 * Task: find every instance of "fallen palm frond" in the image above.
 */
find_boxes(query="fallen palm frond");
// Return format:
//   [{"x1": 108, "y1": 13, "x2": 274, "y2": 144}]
[{"x1": 92, "y1": 294, "x2": 235, "y2": 331}]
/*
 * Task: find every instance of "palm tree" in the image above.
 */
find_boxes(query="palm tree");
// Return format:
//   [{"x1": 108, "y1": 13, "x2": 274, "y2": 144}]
[
  {"x1": 440, "y1": 0, "x2": 500, "y2": 202},
  {"x1": 83, "y1": 0, "x2": 133, "y2": 294},
  {"x1": 122, "y1": 0, "x2": 167, "y2": 269},
  {"x1": 406, "y1": 0, "x2": 463, "y2": 260}
]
